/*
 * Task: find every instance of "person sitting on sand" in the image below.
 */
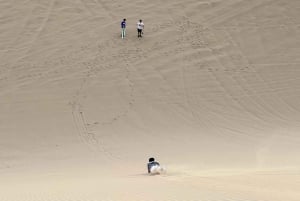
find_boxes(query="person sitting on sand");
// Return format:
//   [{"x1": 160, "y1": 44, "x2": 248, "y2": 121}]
[{"x1": 147, "y1": 157, "x2": 160, "y2": 173}]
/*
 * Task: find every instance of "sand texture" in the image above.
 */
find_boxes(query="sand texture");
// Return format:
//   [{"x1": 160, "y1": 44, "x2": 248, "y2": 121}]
[{"x1": 1, "y1": 0, "x2": 300, "y2": 200}]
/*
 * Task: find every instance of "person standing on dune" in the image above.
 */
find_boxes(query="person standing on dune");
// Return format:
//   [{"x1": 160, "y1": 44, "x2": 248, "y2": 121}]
[
  {"x1": 121, "y1": 18, "x2": 126, "y2": 38},
  {"x1": 137, "y1": 19, "x2": 144, "y2": 38}
]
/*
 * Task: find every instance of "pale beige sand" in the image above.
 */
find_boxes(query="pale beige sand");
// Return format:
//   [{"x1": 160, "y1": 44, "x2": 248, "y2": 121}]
[{"x1": 1, "y1": 0, "x2": 300, "y2": 200}]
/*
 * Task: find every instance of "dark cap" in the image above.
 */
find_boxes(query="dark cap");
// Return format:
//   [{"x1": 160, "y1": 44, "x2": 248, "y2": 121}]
[{"x1": 149, "y1": 157, "x2": 155, "y2": 162}]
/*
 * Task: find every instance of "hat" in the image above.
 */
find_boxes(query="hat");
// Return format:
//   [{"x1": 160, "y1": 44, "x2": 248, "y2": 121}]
[{"x1": 149, "y1": 157, "x2": 155, "y2": 162}]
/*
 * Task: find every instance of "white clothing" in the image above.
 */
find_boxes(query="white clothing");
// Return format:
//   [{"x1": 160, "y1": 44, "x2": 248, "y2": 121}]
[
  {"x1": 137, "y1": 21, "x2": 144, "y2": 30},
  {"x1": 150, "y1": 165, "x2": 165, "y2": 175}
]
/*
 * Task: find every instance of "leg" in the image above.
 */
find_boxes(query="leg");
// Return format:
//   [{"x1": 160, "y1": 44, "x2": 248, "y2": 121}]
[{"x1": 121, "y1": 28, "x2": 125, "y2": 38}]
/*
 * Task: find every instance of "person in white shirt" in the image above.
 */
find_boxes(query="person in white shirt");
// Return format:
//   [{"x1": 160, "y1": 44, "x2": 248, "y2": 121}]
[{"x1": 137, "y1": 19, "x2": 144, "y2": 38}]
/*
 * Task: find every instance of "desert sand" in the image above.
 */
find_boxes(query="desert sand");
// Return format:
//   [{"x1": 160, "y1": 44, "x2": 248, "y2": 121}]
[{"x1": 1, "y1": 0, "x2": 300, "y2": 200}]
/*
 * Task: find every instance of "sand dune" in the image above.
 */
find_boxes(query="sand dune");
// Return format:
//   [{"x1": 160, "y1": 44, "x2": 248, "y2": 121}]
[{"x1": 1, "y1": 0, "x2": 300, "y2": 200}]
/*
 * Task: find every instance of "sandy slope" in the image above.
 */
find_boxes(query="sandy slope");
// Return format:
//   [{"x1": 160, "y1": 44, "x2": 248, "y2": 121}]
[{"x1": 1, "y1": 0, "x2": 300, "y2": 200}]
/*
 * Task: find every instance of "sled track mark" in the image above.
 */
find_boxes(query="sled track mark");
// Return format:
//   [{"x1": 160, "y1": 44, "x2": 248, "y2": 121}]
[
  {"x1": 71, "y1": 101, "x2": 116, "y2": 158},
  {"x1": 2, "y1": 1, "x2": 56, "y2": 92},
  {"x1": 69, "y1": 38, "x2": 133, "y2": 157},
  {"x1": 23, "y1": 0, "x2": 56, "y2": 56},
  {"x1": 98, "y1": 45, "x2": 136, "y2": 126},
  {"x1": 221, "y1": 27, "x2": 298, "y2": 120}
]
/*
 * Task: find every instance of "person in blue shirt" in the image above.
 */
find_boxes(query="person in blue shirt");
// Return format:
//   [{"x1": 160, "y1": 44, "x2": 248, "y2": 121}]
[
  {"x1": 121, "y1": 18, "x2": 126, "y2": 38},
  {"x1": 147, "y1": 157, "x2": 160, "y2": 173}
]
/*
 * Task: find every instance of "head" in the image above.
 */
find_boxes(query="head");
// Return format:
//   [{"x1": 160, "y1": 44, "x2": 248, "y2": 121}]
[
  {"x1": 149, "y1": 157, "x2": 155, "y2": 162},
  {"x1": 139, "y1": 19, "x2": 142, "y2": 22},
  {"x1": 123, "y1": 18, "x2": 126, "y2": 21}
]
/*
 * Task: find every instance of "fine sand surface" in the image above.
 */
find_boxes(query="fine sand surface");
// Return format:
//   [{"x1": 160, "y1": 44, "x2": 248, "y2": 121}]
[{"x1": 1, "y1": 0, "x2": 300, "y2": 200}]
